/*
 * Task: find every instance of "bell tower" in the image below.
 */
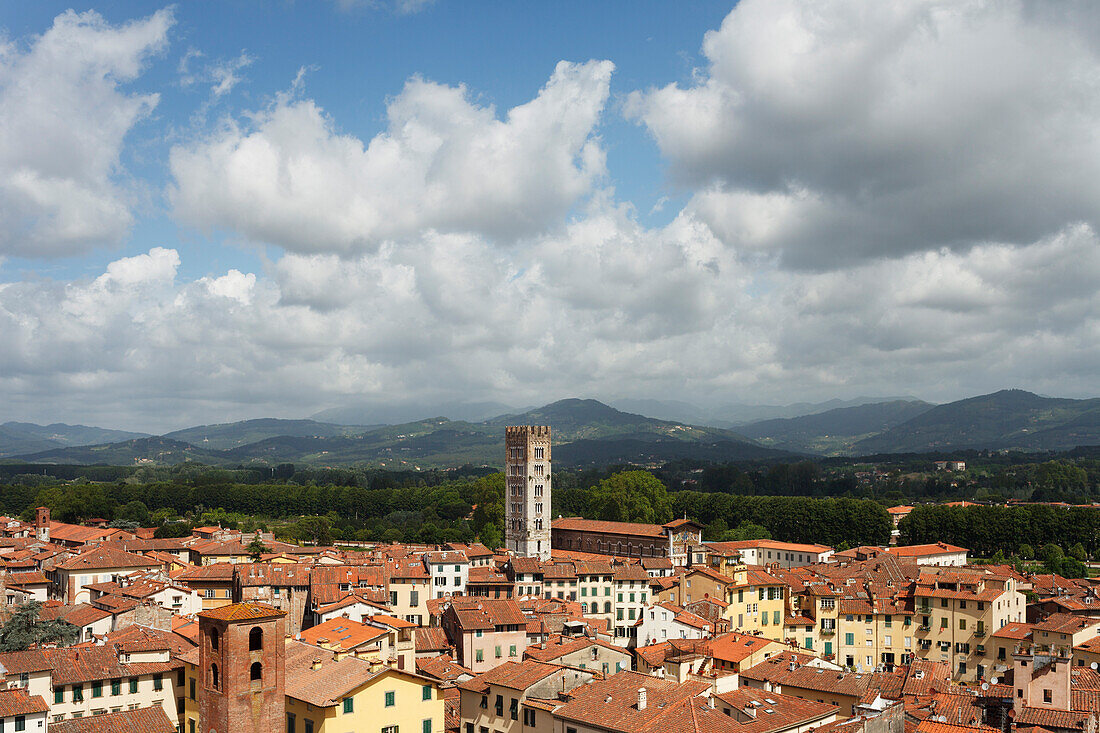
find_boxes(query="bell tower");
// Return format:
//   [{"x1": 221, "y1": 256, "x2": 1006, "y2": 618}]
[
  {"x1": 198, "y1": 602, "x2": 286, "y2": 733},
  {"x1": 504, "y1": 425, "x2": 551, "y2": 561}
]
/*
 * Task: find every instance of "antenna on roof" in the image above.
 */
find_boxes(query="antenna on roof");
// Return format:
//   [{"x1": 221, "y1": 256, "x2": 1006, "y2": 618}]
[{"x1": 1092, "y1": 663, "x2": 1099, "y2": 671}]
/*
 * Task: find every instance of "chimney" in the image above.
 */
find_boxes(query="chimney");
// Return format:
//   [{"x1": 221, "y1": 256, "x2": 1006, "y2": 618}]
[
  {"x1": 708, "y1": 696, "x2": 716, "y2": 709},
  {"x1": 637, "y1": 688, "x2": 647, "y2": 711},
  {"x1": 311, "y1": 658, "x2": 322, "y2": 671}
]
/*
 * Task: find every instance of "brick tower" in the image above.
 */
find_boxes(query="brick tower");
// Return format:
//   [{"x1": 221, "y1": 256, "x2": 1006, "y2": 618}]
[
  {"x1": 35, "y1": 507, "x2": 50, "y2": 543},
  {"x1": 504, "y1": 425, "x2": 551, "y2": 560},
  {"x1": 198, "y1": 602, "x2": 286, "y2": 733}
]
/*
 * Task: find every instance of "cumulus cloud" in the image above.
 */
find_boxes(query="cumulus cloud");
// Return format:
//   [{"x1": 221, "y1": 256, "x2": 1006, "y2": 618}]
[
  {"x1": 0, "y1": 8, "x2": 173, "y2": 257},
  {"x1": 169, "y1": 60, "x2": 614, "y2": 253},
  {"x1": 626, "y1": 0, "x2": 1100, "y2": 269}
]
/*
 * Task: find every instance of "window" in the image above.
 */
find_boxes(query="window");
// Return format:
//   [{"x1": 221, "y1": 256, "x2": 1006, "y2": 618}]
[
  {"x1": 287, "y1": 713, "x2": 296, "y2": 733},
  {"x1": 305, "y1": 721, "x2": 314, "y2": 733},
  {"x1": 845, "y1": 633, "x2": 854, "y2": 645},
  {"x1": 1044, "y1": 689, "x2": 1052, "y2": 703},
  {"x1": 55, "y1": 688, "x2": 64, "y2": 704},
  {"x1": 210, "y1": 664, "x2": 219, "y2": 691},
  {"x1": 15, "y1": 717, "x2": 25, "y2": 732},
  {"x1": 423, "y1": 685, "x2": 432, "y2": 701},
  {"x1": 495, "y1": 645, "x2": 502, "y2": 658},
  {"x1": 250, "y1": 662, "x2": 262, "y2": 683},
  {"x1": 344, "y1": 697, "x2": 354, "y2": 714},
  {"x1": 111, "y1": 678, "x2": 121, "y2": 696},
  {"x1": 210, "y1": 629, "x2": 219, "y2": 650},
  {"x1": 153, "y1": 675, "x2": 163, "y2": 691},
  {"x1": 475, "y1": 649, "x2": 484, "y2": 663},
  {"x1": 189, "y1": 678, "x2": 195, "y2": 700},
  {"x1": 189, "y1": 720, "x2": 196, "y2": 733},
  {"x1": 495, "y1": 695, "x2": 504, "y2": 716},
  {"x1": 204, "y1": 589, "x2": 214, "y2": 599},
  {"x1": 959, "y1": 619, "x2": 966, "y2": 631},
  {"x1": 423, "y1": 720, "x2": 432, "y2": 733},
  {"x1": 510, "y1": 698, "x2": 518, "y2": 720},
  {"x1": 382, "y1": 727, "x2": 398, "y2": 733},
  {"x1": 386, "y1": 691, "x2": 396, "y2": 707},
  {"x1": 524, "y1": 709, "x2": 536, "y2": 726},
  {"x1": 249, "y1": 627, "x2": 264, "y2": 651},
  {"x1": 509, "y1": 645, "x2": 517, "y2": 657},
  {"x1": 92, "y1": 681, "x2": 103, "y2": 698}
]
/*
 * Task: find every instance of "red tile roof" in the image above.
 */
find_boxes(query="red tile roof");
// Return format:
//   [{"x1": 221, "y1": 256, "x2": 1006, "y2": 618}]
[
  {"x1": 198, "y1": 601, "x2": 286, "y2": 622},
  {"x1": 0, "y1": 687, "x2": 48, "y2": 717},
  {"x1": 50, "y1": 706, "x2": 176, "y2": 733},
  {"x1": 552, "y1": 517, "x2": 666, "y2": 538}
]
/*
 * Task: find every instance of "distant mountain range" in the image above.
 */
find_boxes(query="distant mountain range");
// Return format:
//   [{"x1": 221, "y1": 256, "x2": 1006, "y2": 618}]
[
  {"x1": 0, "y1": 422, "x2": 150, "y2": 459},
  {"x1": 737, "y1": 400, "x2": 936, "y2": 454},
  {"x1": 4, "y1": 390, "x2": 1100, "y2": 468},
  {"x1": 852, "y1": 389, "x2": 1100, "y2": 454},
  {"x1": 3, "y1": 399, "x2": 791, "y2": 469}
]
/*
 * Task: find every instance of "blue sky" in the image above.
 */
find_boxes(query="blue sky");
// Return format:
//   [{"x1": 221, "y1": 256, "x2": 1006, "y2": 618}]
[
  {"x1": 2, "y1": 1, "x2": 727, "y2": 283},
  {"x1": 3, "y1": 1, "x2": 1100, "y2": 431}
]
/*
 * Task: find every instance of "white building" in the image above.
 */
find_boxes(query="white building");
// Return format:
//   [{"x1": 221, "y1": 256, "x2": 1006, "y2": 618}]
[
  {"x1": 425, "y1": 550, "x2": 470, "y2": 599},
  {"x1": 634, "y1": 602, "x2": 712, "y2": 648},
  {"x1": 887, "y1": 542, "x2": 969, "y2": 566}
]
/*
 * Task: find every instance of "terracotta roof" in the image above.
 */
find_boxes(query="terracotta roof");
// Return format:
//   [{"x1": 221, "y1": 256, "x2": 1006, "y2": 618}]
[
  {"x1": 0, "y1": 687, "x2": 49, "y2": 717},
  {"x1": 705, "y1": 632, "x2": 780, "y2": 665},
  {"x1": 523, "y1": 634, "x2": 625, "y2": 663},
  {"x1": 55, "y1": 546, "x2": 157, "y2": 571},
  {"x1": 50, "y1": 706, "x2": 176, "y2": 733},
  {"x1": 1014, "y1": 707, "x2": 1090, "y2": 730},
  {"x1": 552, "y1": 671, "x2": 735, "y2": 733},
  {"x1": 457, "y1": 659, "x2": 566, "y2": 693},
  {"x1": 300, "y1": 617, "x2": 387, "y2": 651},
  {"x1": 888, "y1": 543, "x2": 968, "y2": 558},
  {"x1": 416, "y1": 626, "x2": 452, "y2": 653},
  {"x1": 446, "y1": 598, "x2": 525, "y2": 630},
  {"x1": 552, "y1": 517, "x2": 666, "y2": 538},
  {"x1": 284, "y1": 640, "x2": 384, "y2": 706},
  {"x1": 742, "y1": 655, "x2": 871, "y2": 698},
  {"x1": 1033, "y1": 613, "x2": 1099, "y2": 635},
  {"x1": 417, "y1": 654, "x2": 470, "y2": 683},
  {"x1": 173, "y1": 562, "x2": 235, "y2": 581},
  {"x1": 0, "y1": 645, "x2": 179, "y2": 685},
  {"x1": 714, "y1": 686, "x2": 838, "y2": 733},
  {"x1": 198, "y1": 601, "x2": 286, "y2": 622}
]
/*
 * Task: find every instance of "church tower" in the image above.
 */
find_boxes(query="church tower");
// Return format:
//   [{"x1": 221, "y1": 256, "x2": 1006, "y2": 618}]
[
  {"x1": 504, "y1": 425, "x2": 551, "y2": 561},
  {"x1": 198, "y1": 602, "x2": 286, "y2": 733}
]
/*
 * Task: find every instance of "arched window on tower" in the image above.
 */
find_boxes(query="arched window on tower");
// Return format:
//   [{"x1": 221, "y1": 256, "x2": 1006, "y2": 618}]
[
  {"x1": 210, "y1": 663, "x2": 219, "y2": 691},
  {"x1": 249, "y1": 626, "x2": 263, "y2": 651},
  {"x1": 210, "y1": 629, "x2": 219, "y2": 651},
  {"x1": 250, "y1": 662, "x2": 262, "y2": 686}
]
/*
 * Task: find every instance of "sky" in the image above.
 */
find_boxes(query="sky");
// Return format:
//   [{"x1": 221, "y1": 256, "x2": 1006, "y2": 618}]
[{"x1": 2, "y1": 0, "x2": 1100, "y2": 433}]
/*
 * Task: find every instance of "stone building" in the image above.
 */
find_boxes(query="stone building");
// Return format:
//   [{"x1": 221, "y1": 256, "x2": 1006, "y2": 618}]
[{"x1": 504, "y1": 426, "x2": 552, "y2": 561}]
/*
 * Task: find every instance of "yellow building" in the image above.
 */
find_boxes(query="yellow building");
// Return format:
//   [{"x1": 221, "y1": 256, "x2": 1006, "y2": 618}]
[
  {"x1": 178, "y1": 639, "x2": 443, "y2": 733},
  {"x1": 284, "y1": 641, "x2": 443, "y2": 733},
  {"x1": 723, "y1": 566, "x2": 788, "y2": 641}
]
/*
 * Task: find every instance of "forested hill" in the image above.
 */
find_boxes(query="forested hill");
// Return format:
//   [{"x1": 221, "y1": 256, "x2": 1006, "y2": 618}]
[
  {"x1": 0, "y1": 422, "x2": 150, "y2": 458},
  {"x1": 738, "y1": 400, "x2": 934, "y2": 455},
  {"x1": 163, "y1": 418, "x2": 379, "y2": 451},
  {"x1": 9, "y1": 399, "x2": 789, "y2": 469},
  {"x1": 854, "y1": 389, "x2": 1100, "y2": 453}
]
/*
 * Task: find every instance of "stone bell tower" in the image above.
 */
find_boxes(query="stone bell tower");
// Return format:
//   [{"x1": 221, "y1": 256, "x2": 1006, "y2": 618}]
[
  {"x1": 198, "y1": 602, "x2": 286, "y2": 733},
  {"x1": 504, "y1": 425, "x2": 551, "y2": 561}
]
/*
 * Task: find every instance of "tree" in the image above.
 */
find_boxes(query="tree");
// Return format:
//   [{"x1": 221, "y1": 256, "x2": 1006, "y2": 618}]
[
  {"x1": 294, "y1": 516, "x2": 334, "y2": 546},
  {"x1": 246, "y1": 536, "x2": 270, "y2": 561},
  {"x1": 479, "y1": 522, "x2": 502, "y2": 550},
  {"x1": 1067, "y1": 543, "x2": 1087, "y2": 562},
  {"x1": 1018, "y1": 544, "x2": 1034, "y2": 560},
  {"x1": 0, "y1": 602, "x2": 79, "y2": 652},
  {"x1": 118, "y1": 500, "x2": 150, "y2": 526},
  {"x1": 722, "y1": 521, "x2": 772, "y2": 541},
  {"x1": 589, "y1": 471, "x2": 672, "y2": 524}
]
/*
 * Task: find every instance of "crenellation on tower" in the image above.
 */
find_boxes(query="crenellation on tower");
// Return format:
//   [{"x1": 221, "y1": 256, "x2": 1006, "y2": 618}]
[{"x1": 504, "y1": 425, "x2": 551, "y2": 561}]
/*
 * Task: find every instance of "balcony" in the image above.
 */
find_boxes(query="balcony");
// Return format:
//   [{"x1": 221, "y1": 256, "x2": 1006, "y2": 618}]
[
  {"x1": 918, "y1": 624, "x2": 931, "y2": 632},
  {"x1": 975, "y1": 628, "x2": 986, "y2": 637},
  {"x1": 820, "y1": 627, "x2": 836, "y2": 635}
]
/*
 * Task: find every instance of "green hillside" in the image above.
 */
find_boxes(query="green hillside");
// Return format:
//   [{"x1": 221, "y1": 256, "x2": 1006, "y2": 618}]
[
  {"x1": 854, "y1": 390, "x2": 1100, "y2": 453},
  {"x1": 738, "y1": 400, "x2": 935, "y2": 455}
]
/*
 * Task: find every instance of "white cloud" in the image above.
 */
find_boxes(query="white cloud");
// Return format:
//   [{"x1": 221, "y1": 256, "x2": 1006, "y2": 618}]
[
  {"x1": 169, "y1": 60, "x2": 614, "y2": 253},
  {"x1": 0, "y1": 8, "x2": 173, "y2": 257},
  {"x1": 627, "y1": 0, "x2": 1100, "y2": 269}
]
